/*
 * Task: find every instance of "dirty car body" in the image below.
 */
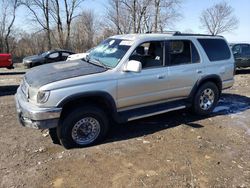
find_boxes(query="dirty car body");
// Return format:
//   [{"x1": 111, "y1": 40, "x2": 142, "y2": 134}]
[{"x1": 15, "y1": 33, "x2": 235, "y2": 148}]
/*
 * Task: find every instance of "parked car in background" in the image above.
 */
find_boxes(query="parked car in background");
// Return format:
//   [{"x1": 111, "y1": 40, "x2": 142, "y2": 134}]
[
  {"x1": 230, "y1": 43, "x2": 250, "y2": 68},
  {"x1": 0, "y1": 53, "x2": 14, "y2": 69},
  {"x1": 23, "y1": 49, "x2": 75, "y2": 68}
]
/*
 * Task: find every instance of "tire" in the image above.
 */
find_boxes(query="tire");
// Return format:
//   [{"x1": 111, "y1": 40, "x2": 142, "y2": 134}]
[
  {"x1": 192, "y1": 82, "x2": 219, "y2": 115},
  {"x1": 57, "y1": 106, "x2": 109, "y2": 149},
  {"x1": 7, "y1": 65, "x2": 14, "y2": 69},
  {"x1": 49, "y1": 128, "x2": 61, "y2": 145}
]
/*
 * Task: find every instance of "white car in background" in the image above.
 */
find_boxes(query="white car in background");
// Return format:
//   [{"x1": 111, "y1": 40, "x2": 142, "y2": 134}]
[
  {"x1": 66, "y1": 48, "x2": 94, "y2": 61},
  {"x1": 66, "y1": 52, "x2": 89, "y2": 61}
]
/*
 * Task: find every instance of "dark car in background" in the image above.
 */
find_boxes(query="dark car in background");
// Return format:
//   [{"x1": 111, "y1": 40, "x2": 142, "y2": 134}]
[
  {"x1": 23, "y1": 49, "x2": 75, "y2": 68},
  {"x1": 0, "y1": 53, "x2": 14, "y2": 69},
  {"x1": 231, "y1": 43, "x2": 250, "y2": 69}
]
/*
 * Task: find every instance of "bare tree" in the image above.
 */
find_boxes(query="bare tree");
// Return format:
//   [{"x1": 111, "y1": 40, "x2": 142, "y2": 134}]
[
  {"x1": 106, "y1": 0, "x2": 182, "y2": 34},
  {"x1": 200, "y1": 1, "x2": 239, "y2": 35},
  {"x1": 50, "y1": 0, "x2": 84, "y2": 49},
  {"x1": 71, "y1": 10, "x2": 98, "y2": 52},
  {"x1": 106, "y1": 0, "x2": 133, "y2": 34},
  {"x1": 153, "y1": 0, "x2": 181, "y2": 32},
  {"x1": 0, "y1": 0, "x2": 20, "y2": 53},
  {"x1": 22, "y1": 0, "x2": 52, "y2": 49},
  {"x1": 107, "y1": 0, "x2": 121, "y2": 34}
]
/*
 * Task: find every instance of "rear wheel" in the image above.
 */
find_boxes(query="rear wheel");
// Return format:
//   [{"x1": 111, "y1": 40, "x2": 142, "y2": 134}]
[
  {"x1": 192, "y1": 82, "x2": 219, "y2": 115},
  {"x1": 57, "y1": 106, "x2": 109, "y2": 149},
  {"x1": 7, "y1": 65, "x2": 14, "y2": 69}
]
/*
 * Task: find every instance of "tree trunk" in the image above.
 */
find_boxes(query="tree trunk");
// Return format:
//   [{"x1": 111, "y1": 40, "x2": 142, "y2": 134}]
[
  {"x1": 154, "y1": 0, "x2": 160, "y2": 32},
  {"x1": 4, "y1": 0, "x2": 18, "y2": 53},
  {"x1": 132, "y1": 0, "x2": 136, "y2": 33},
  {"x1": 45, "y1": 0, "x2": 51, "y2": 49}
]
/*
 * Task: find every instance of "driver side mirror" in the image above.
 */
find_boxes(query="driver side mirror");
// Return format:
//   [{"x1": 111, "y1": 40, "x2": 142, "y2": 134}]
[{"x1": 124, "y1": 60, "x2": 142, "y2": 73}]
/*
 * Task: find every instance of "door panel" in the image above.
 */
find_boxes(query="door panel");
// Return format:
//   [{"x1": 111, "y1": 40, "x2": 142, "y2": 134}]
[
  {"x1": 117, "y1": 67, "x2": 168, "y2": 109},
  {"x1": 117, "y1": 40, "x2": 168, "y2": 109},
  {"x1": 165, "y1": 40, "x2": 203, "y2": 99},
  {"x1": 167, "y1": 63, "x2": 203, "y2": 99}
]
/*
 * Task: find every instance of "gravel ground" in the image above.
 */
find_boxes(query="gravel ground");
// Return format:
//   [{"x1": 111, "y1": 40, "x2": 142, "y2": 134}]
[{"x1": 0, "y1": 67, "x2": 249, "y2": 188}]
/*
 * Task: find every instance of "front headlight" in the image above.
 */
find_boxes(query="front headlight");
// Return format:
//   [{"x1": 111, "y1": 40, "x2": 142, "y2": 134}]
[
  {"x1": 37, "y1": 90, "x2": 50, "y2": 103},
  {"x1": 24, "y1": 60, "x2": 32, "y2": 64}
]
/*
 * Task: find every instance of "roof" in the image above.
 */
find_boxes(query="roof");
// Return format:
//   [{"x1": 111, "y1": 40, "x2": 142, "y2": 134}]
[{"x1": 110, "y1": 32, "x2": 224, "y2": 42}]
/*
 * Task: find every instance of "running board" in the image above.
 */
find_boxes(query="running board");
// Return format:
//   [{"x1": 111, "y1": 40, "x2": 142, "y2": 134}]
[{"x1": 118, "y1": 100, "x2": 187, "y2": 122}]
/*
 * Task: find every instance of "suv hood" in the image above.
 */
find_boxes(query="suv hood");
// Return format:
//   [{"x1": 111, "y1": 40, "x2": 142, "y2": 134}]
[{"x1": 25, "y1": 60, "x2": 106, "y2": 88}]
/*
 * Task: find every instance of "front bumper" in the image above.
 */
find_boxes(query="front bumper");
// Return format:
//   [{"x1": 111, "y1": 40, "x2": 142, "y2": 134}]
[
  {"x1": 235, "y1": 60, "x2": 250, "y2": 68},
  {"x1": 15, "y1": 87, "x2": 62, "y2": 129}
]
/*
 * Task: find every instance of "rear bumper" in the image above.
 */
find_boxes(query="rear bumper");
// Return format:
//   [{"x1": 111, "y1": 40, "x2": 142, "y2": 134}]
[{"x1": 15, "y1": 87, "x2": 62, "y2": 129}]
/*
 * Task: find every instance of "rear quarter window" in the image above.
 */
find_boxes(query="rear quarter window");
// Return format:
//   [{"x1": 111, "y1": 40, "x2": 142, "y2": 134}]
[{"x1": 198, "y1": 39, "x2": 231, "y2": 61}]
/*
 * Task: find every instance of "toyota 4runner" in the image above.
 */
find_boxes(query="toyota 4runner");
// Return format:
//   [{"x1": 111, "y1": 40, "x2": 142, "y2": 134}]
[{"x1": 15, "y1": 32, "x2": 234, "y2": 149}]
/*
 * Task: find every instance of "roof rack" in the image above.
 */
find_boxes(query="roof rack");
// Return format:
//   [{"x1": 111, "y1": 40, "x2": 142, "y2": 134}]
[
  {"x1": 146, "y1": 31, "x2": 223, "y2": 37},
  {"x1": 146, "y1": 30, "x2": 181, "y2": 35},
  {"x1": 173, "y1": 33, "x2": 224, "y2": 37}
]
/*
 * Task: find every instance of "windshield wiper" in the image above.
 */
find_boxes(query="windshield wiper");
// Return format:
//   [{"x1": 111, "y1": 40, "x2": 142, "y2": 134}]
[{"x1": 89, "y1": 57, "x2": 110, "y2": 69}]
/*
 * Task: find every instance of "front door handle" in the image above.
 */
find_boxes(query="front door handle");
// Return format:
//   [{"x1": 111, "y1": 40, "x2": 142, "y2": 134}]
[
  {"x1": 197, "y1": 70, "x2": 202, "y2": 74},
  {"x1": 157, "y1": 75, "x2": 166, "y2": 79}
]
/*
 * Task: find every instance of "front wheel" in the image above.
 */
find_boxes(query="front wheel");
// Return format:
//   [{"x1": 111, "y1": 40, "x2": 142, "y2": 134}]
[
  {"x1": 57, "y1": 106, "x2": 109, "y2": 149},
  {"x1": 192, "y1": 82, "x2": 219, "y2": 115}
]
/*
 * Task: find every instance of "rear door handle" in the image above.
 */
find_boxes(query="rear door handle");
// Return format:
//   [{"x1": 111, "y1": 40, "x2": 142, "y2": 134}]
[{"x1": 157, "y1": 75, "x2": 166, "y2": 79}]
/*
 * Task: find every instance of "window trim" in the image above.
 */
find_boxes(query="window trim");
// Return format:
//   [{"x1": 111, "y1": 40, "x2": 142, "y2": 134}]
[{"x1": 165, "y1": 39, "x2": 201, "y2": 67}]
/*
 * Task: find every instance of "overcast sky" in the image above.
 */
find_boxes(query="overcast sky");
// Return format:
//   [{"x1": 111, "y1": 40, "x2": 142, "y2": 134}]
[{"x1": 15, "y1": 0, "x2": 250, "y2": 43}]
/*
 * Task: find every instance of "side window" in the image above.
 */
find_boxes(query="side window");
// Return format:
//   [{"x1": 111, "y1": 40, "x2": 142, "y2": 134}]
[
  {"x1": 129, "y1": 41, "x2": 164, "y2": 69},
  {"x1": 166, "y1": 40, "x2": 200, "y2": 66},
  {"x1": 241, "y1": 45, "x2": 250, "y2": 55},
  {"x1": 198, "y1": 39, "x2": 231, "y2": 61},
  {"x1": 48, "y1": 52, "x2": 60, "y2": 59},
  {"x1": 232, "y1": 45, "x2": 241, "y2": 54},
  {"x1": 62, "y1": 52, "x2": 70, "y2": 57}
]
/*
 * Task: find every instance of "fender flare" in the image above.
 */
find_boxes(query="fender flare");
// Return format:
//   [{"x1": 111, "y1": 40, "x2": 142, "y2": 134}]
[
  {"x1": 57, "y1": 91, "x2": 120, "y2": 121},
  {"x1": 188, "y1": 74, "x2": 222, "y2": 102}
]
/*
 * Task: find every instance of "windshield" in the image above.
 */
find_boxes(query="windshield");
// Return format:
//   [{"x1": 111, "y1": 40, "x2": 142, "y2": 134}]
[{"x1": 88, "y1": 38, "x2": 132, "y2": 68}]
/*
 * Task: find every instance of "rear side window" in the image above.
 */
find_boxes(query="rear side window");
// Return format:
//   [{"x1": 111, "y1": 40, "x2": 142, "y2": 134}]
[
  {"x1": 165, "y1": 40, "x2": 200, "y2": 66},
  {"x1": 241, "y1": 45, "x2": 250, "y2": 55},
  {"x1": 198, "y1": 39, "x2": 231, "y2": 61}
]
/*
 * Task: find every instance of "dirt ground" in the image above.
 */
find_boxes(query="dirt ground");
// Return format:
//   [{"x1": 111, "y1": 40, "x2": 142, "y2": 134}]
[{"x1": 0, "y1": 67, "x2": 249, "y2": 188}]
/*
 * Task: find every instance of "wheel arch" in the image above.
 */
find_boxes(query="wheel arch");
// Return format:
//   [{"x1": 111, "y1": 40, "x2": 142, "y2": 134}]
[
  {"x1": 188, "y1": 74, "x2": 222, "y2": 102},
  {"x1": 57, "y1": 91, "x2": 120, "y2": 122}
]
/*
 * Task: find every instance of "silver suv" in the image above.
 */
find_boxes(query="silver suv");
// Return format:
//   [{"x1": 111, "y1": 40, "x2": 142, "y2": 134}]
[{"x1": 15, "y1": 33, "x2": 234, "y2": 148}]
